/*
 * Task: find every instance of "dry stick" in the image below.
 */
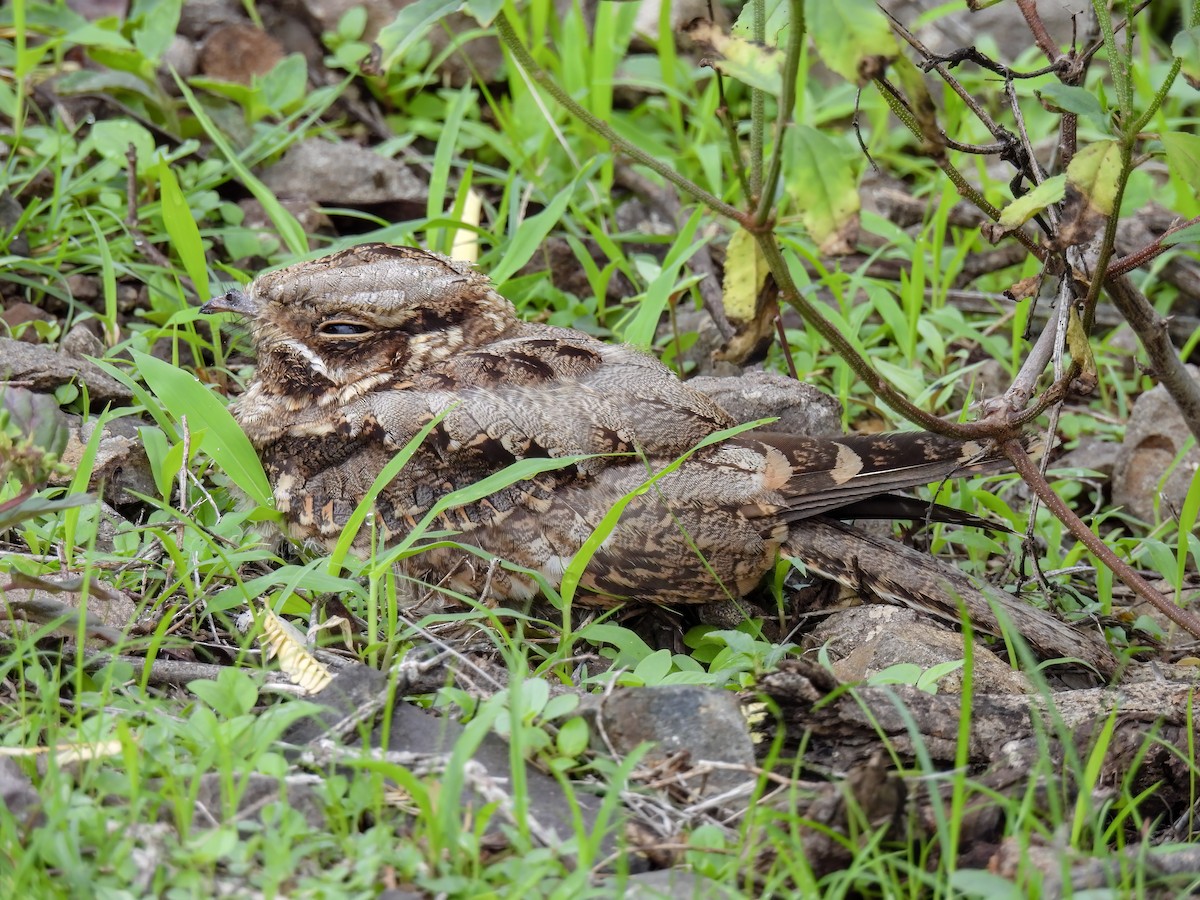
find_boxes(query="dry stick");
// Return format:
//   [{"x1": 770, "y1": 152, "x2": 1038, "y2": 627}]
[
  {"x1": 1105, "y1": 274, "x2": 1200, "y2": 445},
  {"x1": 1003, "y1": 438, "x2": 1200, "y2": 639}
]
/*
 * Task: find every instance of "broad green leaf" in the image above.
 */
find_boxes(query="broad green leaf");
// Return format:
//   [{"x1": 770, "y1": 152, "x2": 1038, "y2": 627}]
[
  {"x1": 807, "y1": 0, "x2": 897, "y2": 84},
  {"x1": 259, "y1": 54, "x2": 308, "y2": 114},
  {"x1": 1172, "y1": 26, "x2": 1200, "y2": 86},
  {"x1": 131, "y1": 0, "x2": 182, "y2": 62},
  {"x1": 85, "y1": 119, "x2": 157, "y2": 173},
  {"x1": 555, "y1": 716, "x2": 589, "y2": 757},
  {"x1": 998, "y1": 174, "x2": 1066, "y2": 228},
  {"x1": 784, "y1": 125, "x2": 860, "y2": 254},
  {"x1": 948, "y1": 870, "x2": 1024, "y2": 900},
  {"x1": 64, "y1": 21, "x2": 135, "y2": 51},
  {"x1": 0, "y1": 491, "x2": 94, "y2": 531},
  {"x1": 132, "y1": 350, "x2": 273, "y2": 508},
  {"x1": 465, "y1": 0, "x2": 504, "y2": 27},
  {"x1": 632, "y1": 648, "x2": 673, "y2": 685},
  {"x1": 721, "y1": 227, "x2": 769, "y2": 323},
  {"x1": 157, "y1": 159, "x2": 210, "y2": 298},
  {"x1": 1066, "y1": 140, "x2": 1121, "y2": 216},
  {"x1": 1163, "y1": 222, "x2": 1200, "y2": 247},
  {"x1": 378, "y1": 0, "x2": 465, "y2": 70},
  {"x1": 1036, "y1": 83, "x2": 1110, "y2": 133},
  {"x1": 732, "y1": 0, "x2": 789, "y2": 45},
  {"x1": 574, "y1": 621, "x2": 654, "y2": 664},
  {"x1": 1162, "y1": 131, "x2": 1200, "y2": 196}
]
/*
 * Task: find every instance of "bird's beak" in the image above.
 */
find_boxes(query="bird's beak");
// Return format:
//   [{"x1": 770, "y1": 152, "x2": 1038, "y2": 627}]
[{"x1": 200, "y1": 289, "x2": 256, "y2": 317}]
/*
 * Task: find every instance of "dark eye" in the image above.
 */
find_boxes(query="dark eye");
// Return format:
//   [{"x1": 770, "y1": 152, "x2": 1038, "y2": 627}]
[{"x1": 318, "y1": 320, "x2": 371, "y2": 337}]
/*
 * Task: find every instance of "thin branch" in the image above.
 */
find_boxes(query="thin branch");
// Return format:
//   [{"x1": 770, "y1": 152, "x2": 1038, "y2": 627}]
[
  {"x1": 754, "y1": 0, "x2": 806, "y2": 228},
  {"x1": 1105, "y1": 274, "x2": 1200, "y2": 444},
  {"x1": 1002, "y1": 438, "x2": 1200, "y2": 639},
  {"x1": 1106, "y1": 214, "x2": 1200, "y2": 279}
]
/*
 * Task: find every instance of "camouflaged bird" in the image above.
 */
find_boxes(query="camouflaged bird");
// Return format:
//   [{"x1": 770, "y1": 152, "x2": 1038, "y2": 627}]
[{"x1": 202, "y1": 243, "x2": 1115, "y2": 674}]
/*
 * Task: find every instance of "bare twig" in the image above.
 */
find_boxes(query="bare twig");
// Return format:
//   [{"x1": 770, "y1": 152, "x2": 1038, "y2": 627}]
[
  {"x1": 1003, "y1": 438, "x2": 1200, "y2": 639},
  {"x1": 1106, "y1": 213, "x2": 1200, "y2": 279},
  {"x1": 1104, "y1": 274, "x2": 1200, "y2": 444}
]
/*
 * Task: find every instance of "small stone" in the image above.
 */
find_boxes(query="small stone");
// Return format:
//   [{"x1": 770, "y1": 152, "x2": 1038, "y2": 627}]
[
  {"x1": 260, "y1": 138, "x2": 425, "y2": 206},
  {"x1": 1, "y1": 303, "x2": 55, "y2": 342},
  {"x1": 59, "y1": 323, "x2": 105, "y2": 360},
  {"x1": 804, "y1": 606, "x2": 1032, "y2": 694},
  {"x1": 599, "y1": 686, "x2": 757, "y2": 799},
  {"x1": 1112, "y1": 369, "x2": 1200, "y2": 524},
  {"x1": 199, "y1": 23, "x2": 285, "y2": 84},
  {"x1": 53, "y1": 416, "x2": 159, "y2": 507}
]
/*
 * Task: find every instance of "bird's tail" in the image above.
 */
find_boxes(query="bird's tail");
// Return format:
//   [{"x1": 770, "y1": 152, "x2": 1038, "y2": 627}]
[
  {"x1": 784, "y1": 518, "x2": 1117, "y2": 677},
  {"x1": 737, "y1": 430, "x2": 1033, "y2": 523}
]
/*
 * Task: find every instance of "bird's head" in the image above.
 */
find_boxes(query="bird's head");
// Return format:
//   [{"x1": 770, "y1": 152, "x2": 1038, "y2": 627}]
[{"x1": 201, "y1": 243, "x2": 517, "y2": 404}]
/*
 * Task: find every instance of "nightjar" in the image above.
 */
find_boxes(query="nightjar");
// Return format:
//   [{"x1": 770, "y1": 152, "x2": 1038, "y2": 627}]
[{"x1": 201, "y1": 243, "x2": 1114, "y2": 674}]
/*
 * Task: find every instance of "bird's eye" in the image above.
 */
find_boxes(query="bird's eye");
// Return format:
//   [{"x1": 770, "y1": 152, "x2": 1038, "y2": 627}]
[{"x1": 318, "y1": 320, "x2": 371, "y2": 337}]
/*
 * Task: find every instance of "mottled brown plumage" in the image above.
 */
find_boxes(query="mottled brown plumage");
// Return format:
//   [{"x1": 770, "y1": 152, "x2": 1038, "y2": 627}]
[{"x1": 202, "y1": 243, "x2": 1114, "y2": 673}]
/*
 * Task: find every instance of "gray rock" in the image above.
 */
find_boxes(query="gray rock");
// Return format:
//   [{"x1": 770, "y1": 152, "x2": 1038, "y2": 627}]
[
  {"x1": 1112, "y1": 370, "x2": 1200, "y2": 524},
  {"x1": 284, "y1": 667, "x2": 620, "y2": 860},
  {"x1": 0, "y1": 758, "x2": 43, "y2": 825},
  {"x1": 614, "y1": 869, "x2": 739, "y2": 899},
  {"x1": 53, "y1": 415, "x2": 159, "y2": 507},
  {"x1": 260, "y1": 138, "x2": 425, "y2": 206},
  {"x1": 0, "y1": 336, "x2": 132, "y2": 407},
  {"x1": 1054, "y1": 435, "x2": 1121, "y2": 480},
  {"x1": 598, "y1": 686, "x2": 756, "y2": 799},
  {"x1": 689, "y1": 370, "x2": 843, "y2": 436},
  {"x1": 804, "y1": 606, "x2": 1032, "y2": 695}
]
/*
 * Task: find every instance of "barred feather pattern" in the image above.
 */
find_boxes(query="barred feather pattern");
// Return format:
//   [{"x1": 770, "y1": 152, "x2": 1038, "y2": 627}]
[{"x1": 202, "y1": 244, "x2": 1114, "y2": 674}]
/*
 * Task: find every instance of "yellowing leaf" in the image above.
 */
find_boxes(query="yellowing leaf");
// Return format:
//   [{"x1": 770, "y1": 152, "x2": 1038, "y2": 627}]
[
  {"x1": 784, "y1": 125, "x2": 860, "y2": 254},
  {"x1": 1066, "y1": 140, "x2": 1122, "y2": 216},
  {"x1": 684, "y1": 20, "x2": 783, "y2": 95},
  {"x1": 731, "y1": 0, "x2": 789, "y2": 46},
  {"x1": 998, "y1": 175, "x2": 1066, "y2": 228},
  {"x1": 721, "y1": 228, "x2": 769, "y2": 323}
]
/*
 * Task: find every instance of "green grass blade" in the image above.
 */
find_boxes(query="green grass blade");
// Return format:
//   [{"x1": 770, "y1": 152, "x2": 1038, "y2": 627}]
[
  {"x1": 488, "y1": 160, "x2": 599, "y2": 285},
  {"x1": 132, "y1": 350, "x2": 273, "y2": 508},
  {"x1": 172, "y1": 75, "x2": 307, "y2": 257},
  {"x1": 559, "y1": 418, "x2": 770, "y2": 606},
  {"x1": 156, "y1": 157, "x2": 210, "y2": 298}
]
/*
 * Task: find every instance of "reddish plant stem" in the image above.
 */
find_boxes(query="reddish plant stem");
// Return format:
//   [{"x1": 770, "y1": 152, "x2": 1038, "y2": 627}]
[{"x1": 1002, "y1": 438, "x2": 1200, "y2": 639}]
